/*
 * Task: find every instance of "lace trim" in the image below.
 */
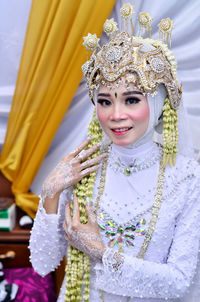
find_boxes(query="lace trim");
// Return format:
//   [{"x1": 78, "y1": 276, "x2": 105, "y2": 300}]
[
  {"x1": 102, "y1": 248, "x2": 124, "y2": 273},
  {"x1": 108, "y1": 144, "x2": 162, "y2": 175}
]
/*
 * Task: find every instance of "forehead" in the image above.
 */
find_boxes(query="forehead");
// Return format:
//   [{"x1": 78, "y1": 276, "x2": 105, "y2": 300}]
[{"x1": 98, "y1": 81, "x2": 144, "y2": 95}]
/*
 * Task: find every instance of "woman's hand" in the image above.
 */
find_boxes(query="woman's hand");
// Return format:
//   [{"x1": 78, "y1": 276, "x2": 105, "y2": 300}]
[
  {"x1": 41, "y1": 138, "x2": 105, "y2": 199},
  {"x1": 63, "y1": 196, "x2": 106, "y2": 262}
]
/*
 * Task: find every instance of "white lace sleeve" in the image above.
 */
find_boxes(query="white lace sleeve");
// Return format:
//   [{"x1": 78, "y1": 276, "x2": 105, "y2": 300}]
[
  {"x1": 95, "y1": 173, "x2": 200, "y2": 300},
  {"x1": 29, "y1": 189, "x2": 72, "y2": 277}
]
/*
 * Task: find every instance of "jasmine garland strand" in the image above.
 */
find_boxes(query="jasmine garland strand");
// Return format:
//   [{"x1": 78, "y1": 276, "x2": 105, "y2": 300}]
[{"x1": 65, "y1": 109, "x2": 103, "y2": 302}]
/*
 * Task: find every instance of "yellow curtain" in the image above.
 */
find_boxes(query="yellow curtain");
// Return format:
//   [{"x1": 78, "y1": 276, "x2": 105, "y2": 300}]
[{"x1": 0, "y1": 0, "x2": 115, "y2": 218}]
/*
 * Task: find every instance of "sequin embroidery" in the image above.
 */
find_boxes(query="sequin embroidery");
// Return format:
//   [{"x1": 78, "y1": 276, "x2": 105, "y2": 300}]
[{"x1": 98, "y1": 213, "x2": 146, "y2": 252}]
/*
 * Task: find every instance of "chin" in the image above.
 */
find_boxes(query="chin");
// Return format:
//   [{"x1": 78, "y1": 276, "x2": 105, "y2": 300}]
[{"x1": 111, "y1": 137, "x2": 135, "y2": 146}]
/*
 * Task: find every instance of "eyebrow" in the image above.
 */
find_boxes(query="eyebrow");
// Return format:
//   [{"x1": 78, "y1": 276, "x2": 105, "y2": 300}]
[
  {"x1": 97, "y1": 93, "x2": 111, "y2": 97},
  {"x1": 123, "y1": 91, "x2": 144, "y2": 96},
  {"x1": 97, "y1": 91, "x2": 143, "y2": 98}
]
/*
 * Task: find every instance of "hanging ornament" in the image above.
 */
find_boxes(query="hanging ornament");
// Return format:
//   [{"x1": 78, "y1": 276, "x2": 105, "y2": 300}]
[
  {"x1": 138, "y1": 12, "x2": 152, "y2": 38},
  {"x1": 120, "y1": 3, "x2": 135, "y2": 35},
  {"x1": 158, "y1": 18, "x2": 174, "y2": 47}
]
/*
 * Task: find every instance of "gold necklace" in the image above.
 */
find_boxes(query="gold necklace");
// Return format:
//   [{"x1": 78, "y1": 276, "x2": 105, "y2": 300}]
[{"x1": 95, "y1": 146, "x2": 166, "y2": 302}]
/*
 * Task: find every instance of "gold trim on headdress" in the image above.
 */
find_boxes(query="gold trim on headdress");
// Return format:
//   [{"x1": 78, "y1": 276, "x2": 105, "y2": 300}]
[{"x1": 82, "y1": 31, "x2": 181, "y2": 109}]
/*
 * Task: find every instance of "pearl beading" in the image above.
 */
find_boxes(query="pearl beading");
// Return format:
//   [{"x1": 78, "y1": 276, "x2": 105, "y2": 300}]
[
  {"x1": 98, "y1": 204, "x2": 153, "y2": 230},
  {"x1": 108, "y1": 144, "x2": 162, "y2": 175}
]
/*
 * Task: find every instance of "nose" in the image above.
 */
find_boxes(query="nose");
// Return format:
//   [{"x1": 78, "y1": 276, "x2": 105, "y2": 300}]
[{"x1": 110, "y1": 104, "x2": 127, "y2": 121}]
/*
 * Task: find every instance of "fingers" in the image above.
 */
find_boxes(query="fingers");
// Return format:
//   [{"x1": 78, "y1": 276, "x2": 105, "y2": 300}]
[
  {"x1": 71, "y1": 138, "x2": 91, "y2": 157},
  {"x1": 80, "y1": 154, "x2": 106, "y2": 170},
  {"x1": 65, "y1": 202, "x2": 72, "y2": 225},
  {"x1": 86, "y1": 202, "x2": 96, "y2": 224},
  {"x1": 73, "y1": 196, "x2": 80, "y2": 221},
  {"x1": 82, "y1": 143, "x2": 101, "y2": 160},
  {"x1": 63, "y1": 221, "x2": 68, "y2": 234},
  {"x1": 80, "y1": 165, "x2": 100, "y2": 177}
]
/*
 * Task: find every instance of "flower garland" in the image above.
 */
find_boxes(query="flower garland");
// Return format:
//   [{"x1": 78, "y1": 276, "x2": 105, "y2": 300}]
[
  {"x1": 162, "y1": 97, "x2": 178, "y2": 167},
  {"x1": 65, "y1": 109, "x2": 103, "y2": 302}
]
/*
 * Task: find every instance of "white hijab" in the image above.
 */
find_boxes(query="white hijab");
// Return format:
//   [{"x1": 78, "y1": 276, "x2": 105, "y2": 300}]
[{"x1": 95, "y1": 84, "x2": 167, "y2": 150}]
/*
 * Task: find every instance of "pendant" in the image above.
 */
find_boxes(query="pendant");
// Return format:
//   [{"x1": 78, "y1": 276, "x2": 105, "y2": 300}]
[{"x1": 124, "y1": 167, "x2": 131, "y2": 176}]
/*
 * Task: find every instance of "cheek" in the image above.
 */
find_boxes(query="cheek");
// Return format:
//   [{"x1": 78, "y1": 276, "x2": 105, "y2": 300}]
[
  {"x1": 129, "y1": 104, "x2": 149, "y2": 123},
  {"x1": 97, "y1": 105, "x2": 109, "y2": 125}
]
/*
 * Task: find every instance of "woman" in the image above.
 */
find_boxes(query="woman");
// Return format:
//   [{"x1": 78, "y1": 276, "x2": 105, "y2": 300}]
[{"x1": 29, "y1": 5, "x2": 200, "y2": 302}]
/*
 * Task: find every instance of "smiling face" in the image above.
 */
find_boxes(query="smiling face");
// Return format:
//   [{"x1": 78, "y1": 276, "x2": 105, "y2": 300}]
[{"x1": 97, "y1": 82, "x2": 150, "y2": 146}]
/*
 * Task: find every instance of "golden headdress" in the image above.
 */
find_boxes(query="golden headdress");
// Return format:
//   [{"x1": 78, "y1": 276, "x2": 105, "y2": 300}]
[{"x1": 82, "y1": 4, "x2": 181, "y2": 110}]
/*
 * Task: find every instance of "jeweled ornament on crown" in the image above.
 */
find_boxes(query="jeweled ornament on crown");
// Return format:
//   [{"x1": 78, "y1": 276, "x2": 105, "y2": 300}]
[{"x1": 105, "y1": 46, "x2": 122, "y2": 62}]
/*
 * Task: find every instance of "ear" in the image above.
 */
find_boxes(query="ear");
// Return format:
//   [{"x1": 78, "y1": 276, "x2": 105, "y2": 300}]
[{"x1": 154, "y1": 114, "x2": 163, "y2": 134}]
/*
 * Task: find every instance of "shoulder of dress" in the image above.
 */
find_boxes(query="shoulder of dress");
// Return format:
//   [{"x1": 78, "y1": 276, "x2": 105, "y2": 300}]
[
  {"x1": 164, "y1": 155, "x2": 200, "y2": 188},
  {"x1": 175, "y1": 154, "x2": 200, "y2": 175}
]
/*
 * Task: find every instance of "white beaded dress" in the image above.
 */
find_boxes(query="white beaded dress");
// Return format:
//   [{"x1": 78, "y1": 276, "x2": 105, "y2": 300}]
[{"x1": 29, "y1": 141, "x2": 200, "y2": 302}]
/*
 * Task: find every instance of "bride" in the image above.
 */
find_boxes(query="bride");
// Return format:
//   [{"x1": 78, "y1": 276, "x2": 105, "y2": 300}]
[{"x1": 29, "y1": 4, "x2": 200, "y2": 302}]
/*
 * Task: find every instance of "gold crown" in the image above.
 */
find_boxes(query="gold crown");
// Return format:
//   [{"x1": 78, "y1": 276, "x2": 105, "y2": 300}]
[{"x1": 82, "y1": 4, "x2": 181, "y2": 109}]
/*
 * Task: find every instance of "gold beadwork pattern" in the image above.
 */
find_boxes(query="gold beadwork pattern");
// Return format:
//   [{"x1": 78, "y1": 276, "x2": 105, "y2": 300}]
[
  {"x1": 95, "y1": 147, "x2": 109, "y2": 216},
  {"x1": 82, "y1": 32, "x2": 181, "y2": 109},
  {"x1": 137, "y1": 156, "x2": 165, "y2": 259}
]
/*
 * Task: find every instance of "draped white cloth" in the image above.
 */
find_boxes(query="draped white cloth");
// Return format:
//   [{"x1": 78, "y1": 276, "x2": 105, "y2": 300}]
[{"x1": 0, "y1": 0, "x2": 32, "y2": 149}]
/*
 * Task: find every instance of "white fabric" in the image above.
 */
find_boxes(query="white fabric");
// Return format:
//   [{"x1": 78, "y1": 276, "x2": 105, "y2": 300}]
[
  {"x1": 0, "y1": 0, "x2": 32, "y2": 150},
  {"x1": 125, "y1": 85, "x2": 166, "y2": 149},
  {"x1": 29, "y1": 142, "x2": 200, "y2": 302}
]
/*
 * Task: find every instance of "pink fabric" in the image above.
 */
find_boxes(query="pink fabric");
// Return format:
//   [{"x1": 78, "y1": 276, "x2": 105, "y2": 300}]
[{"x1": 4, "y1": 267, "x2": 56, "y2": 302}]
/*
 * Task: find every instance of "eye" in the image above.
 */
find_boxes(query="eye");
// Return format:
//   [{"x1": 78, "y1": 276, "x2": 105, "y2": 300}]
[
  {"x1": 125, "y1": 97, "x2": 141, "y2": 105},
  {"x1": 97, "y1": 99, "x2": 111, "y2": 106}
]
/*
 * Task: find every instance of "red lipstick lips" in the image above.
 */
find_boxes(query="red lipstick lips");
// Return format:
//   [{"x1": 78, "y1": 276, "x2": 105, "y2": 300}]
[{"x1": 111, "y1": 127, "x2": 132, "y2": 136}]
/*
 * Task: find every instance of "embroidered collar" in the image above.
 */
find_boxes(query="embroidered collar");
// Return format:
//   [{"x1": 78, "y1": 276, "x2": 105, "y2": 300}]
[{"x1": 108, "y1": 142, "x2": 162, "y2": 175}]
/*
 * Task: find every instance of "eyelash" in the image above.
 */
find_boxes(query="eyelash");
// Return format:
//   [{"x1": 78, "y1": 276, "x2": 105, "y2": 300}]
[
  {"x1": 125, "y1": 97, "x2": 141, "y2": 105},
  {"x1": 97, "y1": 97, "x2": 141, "y2": 106},
  {"x1": 97, "y1": 99, "x2": 111, "y2": 106}
]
